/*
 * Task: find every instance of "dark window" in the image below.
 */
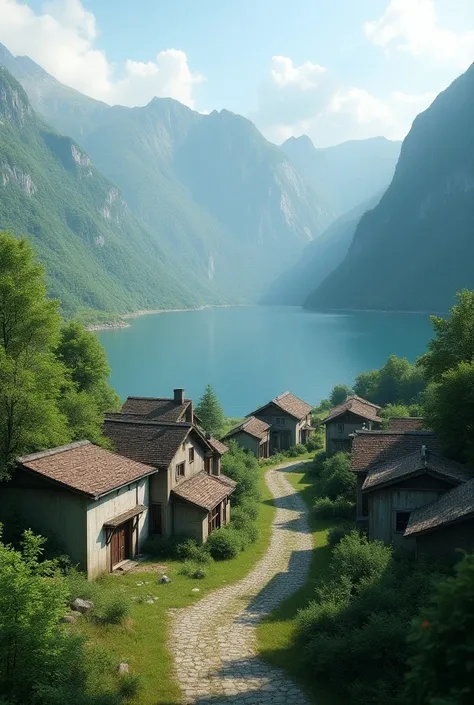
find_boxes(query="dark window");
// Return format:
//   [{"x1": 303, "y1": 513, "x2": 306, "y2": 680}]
[
  {"x1": 208, "y1": 503, "x2": 221, "y2": 534},
  {"x1": 176, "y1": 462, "x2": 185, "y2": 479},
  {"x1": 189, "y1": 447, "x2": 195, "y2": 463},
  {"x1": 395, "y1": 511, "x2": 411, "y2": 533},
  {"x1": 149, "y1": 504, "x2": 162, "y2": 535},
  {"x1": 275, "y1": 417, "x2": 286, "y2": 426},
  {"x1": 337, "y1": 423, "x2": 344, "y2": 436}
]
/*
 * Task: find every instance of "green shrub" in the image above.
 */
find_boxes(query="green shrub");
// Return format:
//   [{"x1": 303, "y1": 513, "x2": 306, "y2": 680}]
[
  {"x1": 313, "y1": 496, "x2": 354, "y2": 520},
  {"x1": 306, "y1": 430, "x2": 324, "y2": 452},
  {"x1": 222, "y1": 442, "x2": 261, "y2": 506},
  {"x1": 117, "y1": 673, "x2": 142, "y2": 700},
  {"x1": 287, "y1": 444, "x2": 307, "y2": 457},
  {"x1": 319, "y1": 452, "x2": 355, "y2": 501},
  {"x1": 179, "y1": 561, "x2": 207, "y2": 579},
  {"x1": 206, "y1": 528, "x2": 240, "y2": 560},
  {"x1": 331, "y1": 531, "x2": 392, "y2": 588},
  {"x1": 98, "y1": 594, "x2": 130, "y2": 625},
  {"x1": 327, "y1": 525, "x2": 353, "y2": 547},
  {"x1": 240, "y1": 522, "x2": 259, "y2": 544},
  {"x1": 175, "y1": 538, "x2": 211, "y2": 564},
  {"x1": 297, "y1": 595, "x2": 348, "y2": 640},
  {"x1": 64, "y1": 568, "x2": 100, "y2": 603},
  {"x1": 235, "y1": 498, "x2": 259, "y2": 521},
  {"x1": 141, "y1": 535, "x2": 182, "y2": 559}
]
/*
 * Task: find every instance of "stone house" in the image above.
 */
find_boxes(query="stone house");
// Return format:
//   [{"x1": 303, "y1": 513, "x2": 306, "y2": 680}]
[
  {"x1": 222, "y1": 416, "x2": 271, "y2": 458},
  {"x1": 103, "y1": 415, "x2": 234, "y2": 544},
  {"x1": 361, "y1": 446, "x2": 472, "y2": 550},
  {"x1": 248, "y1": 391, "x2": 313, "y2": 453},
  {"x1": 0, "y1": 441, "x2": 155, "y2": 577},
  {"x1": 321, "y1": 395, "x2": 382, "y2": 455}
]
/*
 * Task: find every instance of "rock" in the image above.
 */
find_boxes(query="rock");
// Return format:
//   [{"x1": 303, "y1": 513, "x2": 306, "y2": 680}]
[
  {"x1": 135, "y1": 581, "x2": 144, "y2": 586},
  {"x1": 146, "y1": 599, "x2": 155, "y2": 604},
  {"x1": 70, "y1": 598, "x2": 94, "y2": 613},
  {"x1": 117, "y1": 662, "x2": 129, "y2": 674},
  {"x1": 61, "y1": 613, "x2": 78, "y2": 623},
  {"x1": 160, "y1": 575, "x2": 171, "y2": 584},
  {"x1": 191, "y1": 588, "x2": 200, "y2": 593}
]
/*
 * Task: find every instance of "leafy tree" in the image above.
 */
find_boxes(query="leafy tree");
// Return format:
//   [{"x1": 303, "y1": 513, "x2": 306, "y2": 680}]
[
  {"x1": 319, "y1": 452, "x2": 355, "y2": 501},
  {"x1": 418, "y1": 289, "x2": 474, "y2": 382},
  {"x1": 0, "y1": 234, "x2": 70, "y2": 477},
  {"x1": 353, "y1": 369, "x2": 380, "y2": 402},
  {"x1": 354, "y1": 355, "x2": 425, "y2": 406},
  {"x1": 196, "y1": 383, "x2": 224, "y2": 436},
  {"x1": 405, "y1": 552, "x2": 474, "y2": 705},
  {"x1": 380, "y1": 403, "x2": 410, "y2": 429},
  {"x1": 330, "y1": 384, "x2": 352, "y2": 406},
  {"x1": 424, "y1": 361, "x2": 474, "y2": 464}
]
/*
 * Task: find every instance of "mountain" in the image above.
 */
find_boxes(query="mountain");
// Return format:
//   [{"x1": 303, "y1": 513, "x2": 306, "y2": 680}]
[
  {"x1": 0, "y1": 67, "x2": 201, "y2": 318},
  {"x1": 305, "y1": 64, "x2": 474, "y2": 313},
  {"x1": 262, "y1": 191, "x2": 384, "y2": 305},
  {"x1": 281, "y1": 135, "x2": 400, "y2": 216},
  {"x1": 0, "y1": 43, "x2": 331, "y2": 302}
]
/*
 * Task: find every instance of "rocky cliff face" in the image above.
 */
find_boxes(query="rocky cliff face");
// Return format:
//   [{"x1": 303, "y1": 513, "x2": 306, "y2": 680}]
[{"x1": 305, "y1": 63, "x2": 474, "y2": 313}]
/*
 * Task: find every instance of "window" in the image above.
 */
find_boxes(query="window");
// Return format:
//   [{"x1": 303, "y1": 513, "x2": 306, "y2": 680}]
[
  {"x1": 275, "y1": 417, "x2": 286, "y2": 426},
  {"x1": 189, "y1": 447, "x2": 194, "y2": 463},
  {"x1": 395, "y1": 511, "x2": 411, "y2": 533},
  {"x1": 208, "y1": 503, "x2": 221, "y2": 534},
  {"x1": 149, "y1": 504, "x2": 162, "y2": 535},
  {"x1": 176, "y1": 462, "x2": 185, "y2": 479},
  {"x1": 337, "y1": 423, "x2": 344, "y2": 436}
]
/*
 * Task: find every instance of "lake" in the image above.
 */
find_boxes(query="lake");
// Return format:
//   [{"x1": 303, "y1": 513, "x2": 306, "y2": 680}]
[{"x1": 98, "y1": 306, "x2": 434, "y2": 417}]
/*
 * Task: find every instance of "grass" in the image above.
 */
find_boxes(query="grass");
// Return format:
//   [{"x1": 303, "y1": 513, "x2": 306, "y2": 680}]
[
  {"x1": 75, "y1": 467, "x2": 276, "y2": 705},
  {"x1": 257, "y1": 464, "x2": 343, "y2": 705}
]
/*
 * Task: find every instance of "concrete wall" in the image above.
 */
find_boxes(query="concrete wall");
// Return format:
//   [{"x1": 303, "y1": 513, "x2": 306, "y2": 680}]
[
  {"x1": 0, "y1": 477, "x2": 87, "y2": 568},
  {"x1": 86, "y1": 477, "x2": 149, "y2": 578},
  {"x1": 416, "y1": 518, "x2": 474, "y2": 561}
]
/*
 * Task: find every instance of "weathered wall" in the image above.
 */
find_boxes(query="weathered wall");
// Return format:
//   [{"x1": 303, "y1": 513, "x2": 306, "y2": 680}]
[
  {"x1": 173, "y1": 500, "x2": 207, "y2": 541},
  {"x1": 86, "y1": 477, "x2": 149, "y2": 578},
  {"x1": 226, "y1": 431, "x2": 260, "y2": 457},
  {"x1": 416, "y1": 518, "x2": 474, "y2": 561},
  {"x1": 326, "y1": 413, "x2": 379, "y2": 456}
]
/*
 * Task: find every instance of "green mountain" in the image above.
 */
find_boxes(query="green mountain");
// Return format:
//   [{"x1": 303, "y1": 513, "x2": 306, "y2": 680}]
[
  {"x1": 281, "y1": 135, "x2": 400, "y2": 216},
  {"x1": 0, "y1": 67, "x2": 200, "y2": 318},
  {"x1": 262, "y1": 191, "x2": 383, "y2": 305},
  {"x1": 306, "y1": 64, "x2": 474, "y2": 313},
  {"x1": 0, "y1": 44, "x2": 331, "y2": 302}
]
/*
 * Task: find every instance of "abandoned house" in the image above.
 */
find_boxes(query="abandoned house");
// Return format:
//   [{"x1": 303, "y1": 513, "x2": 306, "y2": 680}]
[
  {"x1": 0, "y1": 441, "x2": 155, "y2": 577},
  {"x1": 222, "y1": 416, "x2": 271, "y2": 458},
  {"x1": 248, "y1": 391, "x2": 313, "y2": 453},
  {"x1": 321, "y1": 395, "x2": 382, "y2": 455},
  {"x1": 103, "y1": 415, "x2": 234, "y2": 544},
  {"x1": 386, "y1": 417, "x2": 425, "y2": 432},
  {"x1": 121, "y1": 388, "x2": 198, "y2": 424}
]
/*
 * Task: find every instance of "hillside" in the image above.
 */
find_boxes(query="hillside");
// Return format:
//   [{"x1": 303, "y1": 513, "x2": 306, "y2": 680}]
[
  {"x1": 281, "y1": 135, "x2": 400, "y2": 216},
  {"x1": 262, "y1": 191, "x2": 383, "y2": 305},
  {"x1": 0, "y1": 43, "x2": 331, "y2": 302},
  {"x1": 306, "y1": 63, "x2": 474, "y2": 314},
  {"x1": 0, "y1": 67, "x2": 200, "y2": 318}
]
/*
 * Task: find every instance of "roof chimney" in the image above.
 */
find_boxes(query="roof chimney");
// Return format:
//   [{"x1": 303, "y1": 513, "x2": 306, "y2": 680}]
[
  {"x1": 174, "y1": 388, "x2": 185, "y2": 405},
  {"x1": 421, "y1": 444, "x2": 427, "y2": 466}
]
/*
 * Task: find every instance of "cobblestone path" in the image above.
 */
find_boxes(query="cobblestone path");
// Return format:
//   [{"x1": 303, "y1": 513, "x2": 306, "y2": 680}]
[{"x1": 169, "y1": 464, "x2": 313, "y2": 704}]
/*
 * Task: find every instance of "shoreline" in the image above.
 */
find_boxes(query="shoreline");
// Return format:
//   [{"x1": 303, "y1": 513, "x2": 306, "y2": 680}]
[{"x1": 87, "y1": 303, "x2": 245, "y2": 332}]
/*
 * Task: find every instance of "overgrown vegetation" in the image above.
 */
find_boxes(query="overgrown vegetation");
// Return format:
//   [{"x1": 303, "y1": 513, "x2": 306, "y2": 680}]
[{"x1": 309, "y1": 451, "x2": 356, "y2": 520}]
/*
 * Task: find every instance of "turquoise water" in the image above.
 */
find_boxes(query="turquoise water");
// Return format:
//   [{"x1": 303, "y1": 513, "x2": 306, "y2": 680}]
[{"x1": 98, "y1": 306, "x2": 434, "y2": 417}]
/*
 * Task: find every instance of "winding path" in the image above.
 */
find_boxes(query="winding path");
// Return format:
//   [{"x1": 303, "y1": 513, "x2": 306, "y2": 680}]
[{"x1": 169, "y1": 464, "x2": 313, "y2": 705}]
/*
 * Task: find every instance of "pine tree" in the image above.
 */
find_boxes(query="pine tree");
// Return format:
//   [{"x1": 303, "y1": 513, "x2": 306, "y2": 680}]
[{"x1": 195, "y1": 384, "x2": 225, "y2": 437}]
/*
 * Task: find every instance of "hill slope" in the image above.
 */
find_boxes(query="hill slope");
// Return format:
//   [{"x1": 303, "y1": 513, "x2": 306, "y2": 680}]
[
  {"x1": 306, "y1": 64, "x2": 474, "y2": 313},
  {"x1": 281, "y1": 135, "x2": 400, "y2": 216},
  {"x1": 0, "y1": 67, "x2": 199, "y2": 317},
  {"x1": 263, "y1": 191, "x2": 383, "y2": 305}
]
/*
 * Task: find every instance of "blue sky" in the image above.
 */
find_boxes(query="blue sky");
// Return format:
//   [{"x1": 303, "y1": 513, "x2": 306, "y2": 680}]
[{"x1": 2, "y1": 0, "x2": 474, "y2": 146}]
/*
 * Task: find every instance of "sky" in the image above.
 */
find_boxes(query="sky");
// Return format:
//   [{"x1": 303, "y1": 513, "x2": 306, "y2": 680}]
[{"x1": 1, "y1": 0, "x2": 474, "y2": 147}]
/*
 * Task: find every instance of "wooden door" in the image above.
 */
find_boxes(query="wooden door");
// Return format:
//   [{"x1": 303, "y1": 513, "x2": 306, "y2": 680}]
[{"x1": 111, "y1": 522, "x2": 131, "y2": 568}]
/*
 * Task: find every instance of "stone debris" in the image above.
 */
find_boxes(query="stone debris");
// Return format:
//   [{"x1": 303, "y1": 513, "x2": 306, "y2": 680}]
[
  {"x1": 170, "y1": 465, "x2": 312, "y2": 704},
  {"x1": 70, "y1": 598, "x2": 94, "y2": 614},
  {"x1": 61, "y1": 612, "x2": 79, "y2": 623},
  {"x1": 146, "y1": 599, "x2": 155, "y2": 605},
  {"x1": 160, "y1": 575, "x2": 171, "y2": 584},
  {"x1": 117, "y1": 662, "x2": 129, "y2": 674},
  {"x1": 191, "y1": 588, "x2": 200, "y2": 593}
]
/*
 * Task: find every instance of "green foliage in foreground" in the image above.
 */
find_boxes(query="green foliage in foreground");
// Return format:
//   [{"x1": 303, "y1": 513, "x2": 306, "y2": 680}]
[{"x1": 309, "y1": 452, "x2": 356, "y2": 520}]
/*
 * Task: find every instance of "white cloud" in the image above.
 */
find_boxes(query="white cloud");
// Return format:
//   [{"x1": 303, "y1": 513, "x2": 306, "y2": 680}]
[
  {"x1": 251, "y1": 54, "x2": 435, "y2": 146},
  {"x1": 365, "y1": 0, "x2": 474, "y2": 70},
  {"x1": 0, "y1": 0, "x2": 204, "y2": 107}
]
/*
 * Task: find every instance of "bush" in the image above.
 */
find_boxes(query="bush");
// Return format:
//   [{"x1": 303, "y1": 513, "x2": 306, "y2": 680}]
[
  {"x1": 141, "y1": 535, "x2": 182, "y2": 559},
  {"x1": 313, "y1": 496, "x2": 355, "y2": 520},
  {"x1": 327, "y1": 525, "x2": 353, "y2": 547},
  {"x1": 118, "y1": 673, "x2": 143, "y2": 700},
  {"x1": 222, "y1": 442, "x2": 261, "y2": 506},
  {"x1": 331, "y1": 531, "x2": 392, "y2": 588},
  {"x1": 306, "y1": 430, "x2": 324, "y2": 452},
  {"x1": 64, "y1": 567, "x2": 100, "y2": 603},
  {"x1": 179, "y1": 561, "x2": 207, "y2": 579},
  {"x1": 98, "y1": 593, "x2": 130, "y2": 625},
  {"x1": 206, "y1": 528, "x2": 241, "y2": 560},
  {"x1": 319, "y1": 452, "x2": 355, "y2": 501},
  {"x1": 237, "y1": 498, "x2": 259, "y2": 521},
  {"x1": 175, "y1": 538, "x2": 211, "y2": 564},
  {"x1": 287, "y1": 444, "x2": 307, "y2": 457}
]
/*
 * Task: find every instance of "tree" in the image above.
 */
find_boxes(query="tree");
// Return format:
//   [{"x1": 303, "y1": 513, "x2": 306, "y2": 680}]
[
  {"x1": 0, "y1": 234, "x2": 70, "y2": 477},
  {"x1": 353, "y1": 369, "x2": 380, "y2": 402},
  {"x1": 405, "y1": 552, "x2": 474, "y2": 705},
  {"x1": 330, "y1": 384, "x2": 352, "y2": 406},
  {"x1": 418, "y1": 289, "x2": 474, "y2": 382},
  {"x1": 319, "y1": 452, "x2": 355, "y2": 501},
  {"x1": 424, "y1": 361, "x2": 474, "y2": 464},
  {"x1": 195, "y1": 384, "x2": 224, "y2": 436},
  {"x1": 353, "y1": 355, "x2": 425, "y2": 406}
]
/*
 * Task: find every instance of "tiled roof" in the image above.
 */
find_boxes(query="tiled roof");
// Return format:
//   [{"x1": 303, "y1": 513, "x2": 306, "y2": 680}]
[
  {"x1": 17, "y1": 441, "x2": 155, "y2": 498},
  {"x1": 121, "y1": 396, "x2": 192, "y2": 422},
  {"x1": 171, "y1": 471, "x2": 236, "y2": 511},
  {"x1": 217, "y1": 473, "x2": 238, "y2": 489},
  {"x1": 362, "y1": 450, "x2": 473, "y2": 492},
  {"x1": 103, "y1": 417, "x2": 196, "y2": 468},
  {"x1": 250, "y1": 391, "x2": 312, "y2": 420},
  {"x1": 387, "y1": 417, "x2": 425, "y2": 432},
  {"x1": 351, "y1": 430, "x2": 441, "y2": 473},
  {"x1": 223, "y1": 416, "x2": 270, "y2": 441},
  {"x1": 405, "y1": 479, "x2": 474, "y2": 537},
  {"x1": 207, "y1": 437, "x2": 229, "y2": 455},
  {"x1": 322, "y1": 395, "x2": 382, "y2": 424}
]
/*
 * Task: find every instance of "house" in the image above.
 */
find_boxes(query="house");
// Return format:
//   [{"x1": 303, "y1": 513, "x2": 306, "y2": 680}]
[
  {"x1": 361, "y1": 445, "x2": 473, "y2": 550},
  {"x1": 387, "y1": 417, "x2": 425, "y2": 432},
  {"x1": 405, "y1": 479, "x2": 474, "y2": 559},
  {"x1": 103, "y1": 416, "x2": 235, "y2": 544},
  {"x1": 351, "y1": 429, "x2": 441, "y2": 524},
  {"x1": 248, "y1": 391, "x2": 313, "y2": 453},
  {"x1": 321, "y1": 395, "x2": 382, "y2": 455},
  {"x1": 121, "y1": 388, "x2": 197, "y2": 424},
  {"x1": 0, "y1": 441, "x2": 155, "y2": 577},
  {"x1": 222, "y1": 416, "x2": 271, "y2": 458}
]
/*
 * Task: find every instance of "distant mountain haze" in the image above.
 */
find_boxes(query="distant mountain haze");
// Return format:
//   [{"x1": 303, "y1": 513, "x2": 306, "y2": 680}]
[
  {"x1": 306, "y1": 62, "x2": 474, "y2": 314},
  {"x1": 281, "y1": 134, "x2": 401, "y2": 216}
]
